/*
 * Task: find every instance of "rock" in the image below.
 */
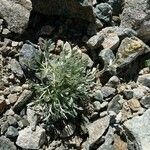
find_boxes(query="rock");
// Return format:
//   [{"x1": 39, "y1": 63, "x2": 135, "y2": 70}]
[
  {"x1": 107, "y1": 76, "x2": 120, "y2": 88},
  {"x1": 97, "y1": 127, "x2": 114, "y2": 150},
  {"x1": 0, "y1": 0, "x2": 32, "y2": 34},
  {"x1": 6, "y1": 126, "x2": 19, "y2": 139},
  {"x1": 0, "y1": 136, "x2": 16, "y2": 150},
  {"x1": 93, "y1": 101, "x2": 101, "y2": 111},
  {"x1": 60, "y1": 123, "x2": 76, "y2": 138},
  {"x1": 96, "y1": 18, "x2": 103, "y2": 30},
  {"x1": 19, "y1": 43, "x2": 41, "y2": 74},
  {"x1": 7, "y1": 94, "x2": 18, "y2": 104},
  {"x1": 93, "y1": 90, "x2": 104, "y2": 102},
  {"x1": 87, "y1": 116, "x2": 110, "y2": 146},
  {"x1": 120, "y1": 0, "x2": 150, "y2": 42},
  {"x1": 137, "y1": 74, "x2": 150, "y2": 88},
  {"x1": 124, "y1": 109, "x2": 150, "y2": 150},
  {"x1": 100, "y1": 27, "x2": 120, "y2": 50},
  {"x1": 123, "y1": 90, "x2": 133, "y2": 100},
  {"x1": 0, "y1": 96, "x2": 7, "y2": 114},
  {"x1": 7, "y1": 116, "x2": 18, "y2": 127},
  {"x1": 113, "y1": 134, "x2": 128, "y2": 150},
  {"x1": 86, "y1": 33, "x2": 104, "y2": 49},
  {"x1": 2, "y1": 28, "x2": 10, "y2": 35},
  {"x1": 94, "y1": 3, "x2": 113, "y2": 24},
  {"x1": 113, "y1": 37, "x2": 150, "y2": 79},
  {"x1": 16, "y1": 126, "x2": 46, "y2": 149},
  {"x1": 99, "y1": 48, "x2": 115, "y2": 66},
  {"x1": 18, "y1": 119, "x2": 29, "y2": 129},
  {"x1": 140, "y1": 94, "x2": 150, "y2": 108},
  {"x1": 133, "y1": 86, "x2": 147, "y2": 99},
  {"x1": 32, "y1": 0, "x2": 95, "y2": 23},
  {"x1": 1, "y1": 122, "x2": 9, "y2": 135},
  {"x1": 10, "y1": 59, "x2": 24, "y2": 78},
  {"x1": 127, "y1": 99, "x2": 141, "y2": 112},
  {"x1": 13, "y1": 90, "x2": 32, "y2": 112},
  {"x1": 101, "y1": 86, "x2": 116, "y2": 99},
  {"x1": 108, "y1": 95, "x2": 125, "y2": 114}
]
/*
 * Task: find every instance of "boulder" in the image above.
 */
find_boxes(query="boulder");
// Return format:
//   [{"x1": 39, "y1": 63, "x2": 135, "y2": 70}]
[{"x1": 0, "y1": 0, "x2": 32, "y2": 34}]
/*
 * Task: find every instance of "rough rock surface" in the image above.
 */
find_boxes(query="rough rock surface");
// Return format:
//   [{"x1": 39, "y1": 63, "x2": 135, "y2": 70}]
[{"x1": 0, "y1": 0, "x2": 32, "y2": 34}]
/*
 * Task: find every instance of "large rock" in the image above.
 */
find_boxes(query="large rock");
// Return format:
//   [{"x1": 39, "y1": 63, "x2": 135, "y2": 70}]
[
  {"x1": 31, "y1": 0, "x2": 95, "y2": 22},
  {"x1": 137, "y1": 74, "x2": 150, "y2": 88},
  {"x1": 124, "y1": 109, "x2": 150, "y2": 150},
  {"x1": 0, "y1": 0, "x2": 32, "y2": 34},
  {"x1": 120, "y1": 0, "x2": 150, "y2": 42},
  {"x1": 16, "y1": 126, "x2": 46, "y2": 149}
]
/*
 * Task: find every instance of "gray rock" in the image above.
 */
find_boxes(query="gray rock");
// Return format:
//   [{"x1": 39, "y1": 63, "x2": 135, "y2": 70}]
[
  {"x1": 81, "y1": 53, "x2": 94, "y2": 68},
  {"x1": 101, "y1": 86, "x2": 116, "y2": 99},
  {"x1": 0, "y1": 136, "x2": 16, "y2": 150},
  {"x1": 97, "y1": 127, "x2": 114, "y2": 150},
  {"x1": 120, "y1": 0, "x2": 150, "y2": 42},
  {"x1": 19, "y1": 43, "x2": 41, "y2": 73},
  {"x1": 94, "y1": 3, "x2": 113, "y2": 24},
  {"x1": 137, "y1": 74, "x2": 150, "y2": 88},
  {"x1": 7, "y1": 116, "x2": 18, "y2": 127},
  {"x1": 99, "y1": 49, "x2": 115, "y2": 66},
  {"x1": 10, "y1": 59, "x2": 24, "y2": 78},
  {"x1": 123, "y1": 90, "x2": 133, "y2": 100},
  {"x1": 16, "y1": 126, "x2": 46, "y2": 149},
  {"x1": 93, "y1": 101, "x2": 101, "y2": 111},
  {"x1": 1, "y1": 122, "x2": 9, "y2": 135},
  {"x1": 13, "y1": 90, "x2": 32, "y2": 112},
  {"x1": 87, "y1": 116, "x2": 110, "y2": 146},
  {"x1": 107, "y1": 76, "x2": 120, "y2": 88},
  {"x1": 108, "y1": 95, "x2": 124, "y2": 114},
  {"x1": 0, "y1": 0, "x2": 32, "y2": 34},
  {"x1": 140, "y1": 94, "x2": 150, "y2": 108},
  {"x1": 133, "y1": 86, "x2": 147, "y2": 99},
  {"x1": 86, "y1": 33, "x2": 104, "y2": 49},
  {"x1": 6, "y1": 126, "x2": 19, "y2": 139},
  {"x1": 124, "y1": 109, "x2": 150, "y2": 150},
  {"x1": 32, "y1": 0, "x2": 95, "y2": 23},
  {"x1": 93, "y1": 90, "x2": 104, "y2": 102}
]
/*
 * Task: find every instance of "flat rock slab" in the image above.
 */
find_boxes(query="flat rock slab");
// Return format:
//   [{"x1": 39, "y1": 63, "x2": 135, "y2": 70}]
[
  {"x1": 124, "y1": 109, "x2": 150, "y2": 150},
  {"x1": 0, "y1": 0, "x2": 32, "y2": 34},
  {"x1": 16, "y1": 126, "x2": 46, "y2": 149}
]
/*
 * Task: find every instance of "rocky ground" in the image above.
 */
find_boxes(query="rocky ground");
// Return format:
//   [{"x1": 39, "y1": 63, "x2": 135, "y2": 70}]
[{"x1": 0, "y1": 0, "x2": 150, "y2": 150}]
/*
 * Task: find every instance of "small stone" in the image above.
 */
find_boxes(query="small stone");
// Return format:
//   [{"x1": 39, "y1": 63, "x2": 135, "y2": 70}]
[
  {"x1": 86, "y1": 33, "x2": 104, "y2": 50},
  {"x1": 12, "y1": 41, "x2": 19, "y2": 47},
  {"x1": 133, "y1": 86, "x2": 147, "y2": 99},
  {"x1": 107, "y1": 76, "x2": 120, "y2": 88},
  {"x1": 87, "y1": 116, "x2": 110, "y2": 146},
  {"x1": 22, "y1": 84, "x2": 29, "y2": 89},
  {"x1": 1, "y1": 122, "x2": 9, "y2": 135},
  {"x1": 137, "y1": 74, "x2": 150, "y2": 88},
  {"x1": 0, "y1": 136, "x2": 16, "y2": 150},
  {"x1": 123, "y1": 90, "x2": 133, "y2": 100},
  {"x1": 93, "y1": 90, "x2": 103, "y2": 102},
  {"x1": 93, "y1": 101, "x2": 101, "y2": 111},
  {"x1": 7, "y1": 94, "x2": 18, "y2": 104},
  {"x1": 7, "y1": 116, "x2": 18, "y2": 127},
  {"x1": 16, "y1": 126, "x2": 46, "y2": 149},
  {"x1": 101, "y1": 86, "x2": 116, "y2": 99},
  {"x1": 6, "y1": 126, "x2": 19, "y2": 139},
  {"x1": 127, "y1": 99, "x2": 141, "y2": 112},
  {"x1": 140, "y1": 94, "x2": 150, "y2": 108},
  {"x1": 2, "y1": 28, "x2": 10, "y2": 35},
  {"x1": 13, "y1": 90, "x2": 32, "y2": 112}
]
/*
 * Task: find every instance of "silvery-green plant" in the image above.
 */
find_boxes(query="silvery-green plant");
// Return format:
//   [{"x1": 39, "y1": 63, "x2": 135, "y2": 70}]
[{"x1": 33, "y1": 41, "x2": 95, "y2": 123}]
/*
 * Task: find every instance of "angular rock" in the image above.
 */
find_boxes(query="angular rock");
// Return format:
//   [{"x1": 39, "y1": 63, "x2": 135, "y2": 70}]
[
  {"x1": 7, "y1": 94, "x2": 18, "y2": 104},
  {"x1": 93, "y1": 90, "x2": 104, "y2": 102},
  {"x1": 6, "y1": 126, "x2": 19, "y2": 139},
  {"x1": 140, "y1": 94, "x2": 150, "y2": 108},
  {"x1": 124, "y1": 109, "x2": 150, "y2": 150},
  {"x1": 127, "y1": 99, "x2": 141, "y2": 112},
  {"x1": 123, "y1": 90, "x2": 133, "y2": 100},
  {"x1": 101, "y1": 86, "x2": 116, "y2": 99},
  {"x1": 0, "y1": 0, "x2": 32, "y2": 34},
  {"x1": 87, "y1": 116, "x2": 110, "y2": 146},
  {"x1": 13, "y1": 90, "x2": 32, "y2": 112},
  {"x1": 32, "y1": 0, "x2": 95, "y2": 22},
  {"x1": 86, "y1": 33, "x2": 104, "y2": 49},
  {"x1": 137, "y1": 74, "x2": 150, "y2": 88},
  {"x1": 94, "y1": 3, "x2": 113, "y2": 24},
  {"x1": 81, "y1": 53, "x2": 94, "y2": 68},
  {"x1": 133, "y1": 86, "x2": 147, "y2": 99},
  {"x1": 10, "y1": 59, "x2": 24, "y2": 78},
  {"x1": 120, "y1": 0, "x2": 150, "y2": 42},
  {"x1": 16, "y1": 126, "x2": 46, "y2": 149},
  {"x1": 100, "y1": 27, "x2": 120, "y2": 50},
  {"x1": 0, "y1": 136, "x2": 16, "y2": 150}
]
